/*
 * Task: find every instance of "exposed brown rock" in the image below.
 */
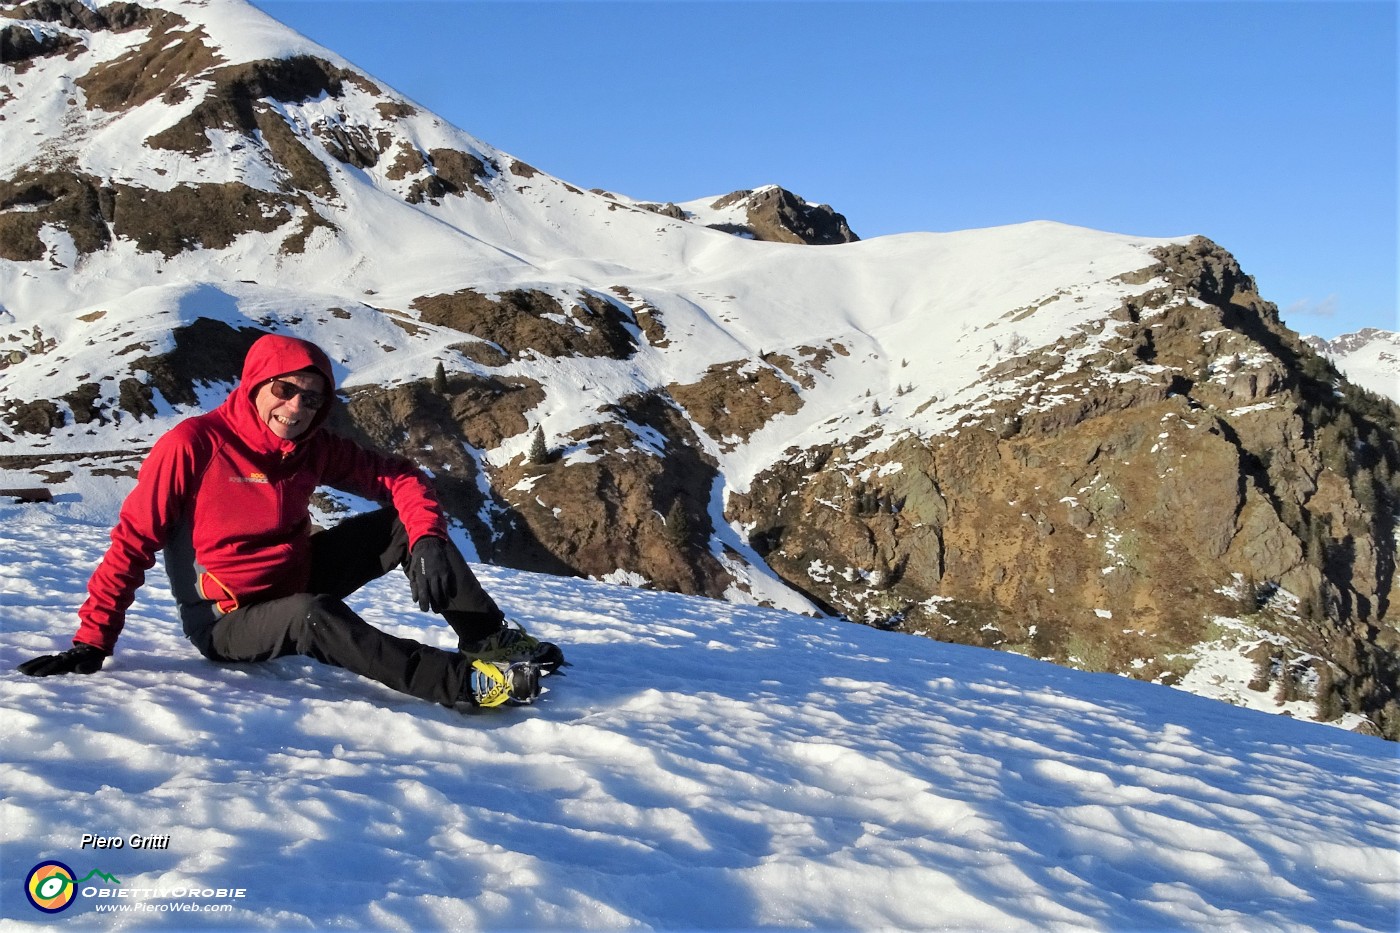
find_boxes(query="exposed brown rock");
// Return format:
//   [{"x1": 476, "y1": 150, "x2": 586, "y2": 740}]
[
  {"x1": 75, "y1": 9, "x2": 218, "y2": 112},
  {"x1": 0, "y1": 22, "x2": 84, "y2": 71},
  {"x1": 412, "y1": 288, "x2": 637, "y2": 360},
  {"x1": 0, "y1": 169, "x2": 111, "y2": 260},
  {"x1": 335, "y1": 372, "x2": 544, "y2": 453},
  {"x1": 144, "y1": 56, "x2": 379, "y2": 197},
  {"x1": 329, "y1": 373, "x2": 557, "y2": 567},
  {"x1": 116, "y1": 376, "x2": 156, "y2": 420},
  {"x1": 374, "y1": 100, "x2": 416, "y2": 121},
  {"x1": 61, "y1": 382, "x2": 106, "y2": 425},
  {"x1": 668, "y1": 360, "x2": 802, "y2": 450},
  {"x1": 3, "y1": 397, "x2": 64, "y2": 434},
  {"x1": 316, "y1": 121, "x2": 390, "y2": 169},
  {"x1": 404, "y1": 148, "x2": 496, "y2": 203},
  {"x1": 110, "y1": 181, "x2": 298, "y2": 257},
  {"x1": 125, "y1": 318, "x2": 267, "y2": 407},
  {"x1": 711, "y1": 187, "x2": 859, "y2": 245},
  {"x1": 762, "y1": 345, "x2": 840, "y2": 389},
  {"x1": 634, "y1": 201, "x2": 686, "y2": 220},
  {"x1": 0, "y1": 319, "x2": 270, "y2": 434},
  {"x1": 490, "y1": 392, "x2": 730, "y2": 594},
  {"x1": 609, "y1": 286, "x2": 669, "y2": 348},
  {"x1": 385, "y1": 143, "x2": 428, "y2": 181},
  {"x1": 3, "y1": 1, "x2": 153, "y2": 32},
  {"x1": 0, "y1": 165, "x2": 334, "y2": 260}
]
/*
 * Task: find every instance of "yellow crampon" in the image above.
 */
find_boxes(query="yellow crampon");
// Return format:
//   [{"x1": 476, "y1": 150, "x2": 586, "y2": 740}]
[{"x1": 470, "y1": 659, "x2": 514, "y2": 708}]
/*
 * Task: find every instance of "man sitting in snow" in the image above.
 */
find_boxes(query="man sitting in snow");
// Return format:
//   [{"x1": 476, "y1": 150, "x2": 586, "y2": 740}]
[{"x1": 17, "y1": 333, "x2": 562, "y2": 708}]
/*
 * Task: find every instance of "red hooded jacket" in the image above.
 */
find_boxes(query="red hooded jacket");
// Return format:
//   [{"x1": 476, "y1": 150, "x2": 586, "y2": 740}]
[{"x1": 74, "y1": 334, "x2": 447, "y2": 654}]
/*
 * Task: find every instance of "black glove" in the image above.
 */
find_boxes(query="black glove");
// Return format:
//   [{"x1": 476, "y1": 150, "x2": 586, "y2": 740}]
[
  {"x1": 18, "y1": 643, "x2": 107, "y2": 677},
  {"x1": 407, "y1": 535, "x2": 456, "y2": 613}
]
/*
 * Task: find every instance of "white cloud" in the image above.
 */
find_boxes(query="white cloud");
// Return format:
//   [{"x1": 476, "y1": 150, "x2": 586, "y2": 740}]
[{"x1": 1285, "y1": 295, "x2": 1340, "y2": 319}]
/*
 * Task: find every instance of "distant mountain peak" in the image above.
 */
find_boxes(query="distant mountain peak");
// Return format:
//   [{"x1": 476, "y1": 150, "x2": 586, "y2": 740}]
[
  {"x1": 1305, "y1": 328, "x2": 1400, "y2": 401},
  {"x1": 698, "y1": 185, "x2": 859, "y2": 245},
  {"x1": 594, "y1": 184, "x2": 859, "y2": 246}
]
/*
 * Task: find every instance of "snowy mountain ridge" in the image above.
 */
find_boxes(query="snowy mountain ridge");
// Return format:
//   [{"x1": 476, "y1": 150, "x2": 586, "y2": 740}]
[
  {"x1": 1305, "y1": 328, "x2": 1400, "y2": 402},
  {"x1": 2, "y1": 0, "x2": 1399, "y2": 738}
]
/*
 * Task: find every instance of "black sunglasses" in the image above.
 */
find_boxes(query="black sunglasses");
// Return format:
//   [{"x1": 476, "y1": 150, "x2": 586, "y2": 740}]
[{"x1": 266, "y1": 378, "x2": 326, "y2": 410}]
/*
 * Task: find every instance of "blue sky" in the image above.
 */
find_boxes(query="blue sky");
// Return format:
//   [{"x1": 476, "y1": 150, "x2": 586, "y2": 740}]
[{"x1": 251, "y1": 0, "x2": 1396, "y2": 340}]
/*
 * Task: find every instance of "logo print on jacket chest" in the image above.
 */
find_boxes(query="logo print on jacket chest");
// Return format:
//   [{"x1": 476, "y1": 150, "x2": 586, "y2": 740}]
[{"x1": 229, "y1": 472, "x2": 269, "y2": 484}]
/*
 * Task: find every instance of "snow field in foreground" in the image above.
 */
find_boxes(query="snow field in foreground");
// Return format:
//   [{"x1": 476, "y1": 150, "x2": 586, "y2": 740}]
[{"x1": 2, "y1": 503, "x2": 1397, "y2": 932}]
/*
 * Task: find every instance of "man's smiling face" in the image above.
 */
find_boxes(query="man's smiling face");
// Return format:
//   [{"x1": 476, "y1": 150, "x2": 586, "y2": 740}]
[{"x1": 254, "y1": 371, "x2": 325, "y2": 441}]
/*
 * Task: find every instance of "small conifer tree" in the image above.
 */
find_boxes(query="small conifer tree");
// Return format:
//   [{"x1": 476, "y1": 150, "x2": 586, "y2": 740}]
[
  {"x1": 665, "y1": 499, "x2": 690, "y2": 548},
  {"x1": 528, "y1": 427, "x2": 549, "y2": 465},
  {"x1": 1314, "y1": 664, "x2": 1342, "y2": 722},
  {"x1": 1248, "y1": 647, "x2": 1274, "y2": 693},
  {"x1": 432, "y1": 361, "x2": 448, "y2": 395},
  {"x1": 1274, "y1": 661, "x2": 1300, "y2": 704}
]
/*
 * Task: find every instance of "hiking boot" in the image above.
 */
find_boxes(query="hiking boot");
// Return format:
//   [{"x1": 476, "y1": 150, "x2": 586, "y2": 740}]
[
  {"x1": 466, "y1": 659, "x2": 541, "y2": 708},
  {"x1": 460, "y1": 622, "x2": 566, "y2": 673}
]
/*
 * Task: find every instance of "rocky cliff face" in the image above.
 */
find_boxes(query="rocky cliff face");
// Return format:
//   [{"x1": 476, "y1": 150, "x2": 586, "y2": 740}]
[
  {"x1": 2, "y1": 0, "x2": 1397, "y2": 737},
  {"x1": 726, "y1": 240, "x2": 1400, "y2": 734}
]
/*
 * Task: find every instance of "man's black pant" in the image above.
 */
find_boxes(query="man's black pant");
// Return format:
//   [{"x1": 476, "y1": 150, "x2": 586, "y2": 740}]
[{"x1": 201, "y1": 509, "x2": 504, "y2": 707}]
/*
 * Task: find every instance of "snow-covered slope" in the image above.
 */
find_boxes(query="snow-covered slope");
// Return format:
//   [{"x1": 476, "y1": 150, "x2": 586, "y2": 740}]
[
  {"x1": 1307, "y1": 328, "x2": 1400, "y2": 403},
  {"x1": 3, "y1": 499, "x2": 1397, "y2": 931}
]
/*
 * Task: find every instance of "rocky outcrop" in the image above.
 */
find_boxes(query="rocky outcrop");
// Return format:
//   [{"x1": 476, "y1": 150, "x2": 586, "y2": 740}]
[
  {"x1": 328, "y1": 373, "x2": 545, "y2": 563},
  {"x1": 668, "y1": 360, "x2": 803, "y2": 450},
  {"x1": 0, "y1": 169, "x2": 329, "y2": 261},
  {"x1": 74, "y1": 6, "x2": 219, "y2": 112},
  {"x1": 490, "y1": 392, "x2": 729, "y2": 595},
  {"x1": 622, "y1": 186, "x2": 860, "y2": 245},
  {"x1": 143, "y1": 56, "x2": 379, "y2": 199},
  {"x1": 412, "y1": 288, "x2": 638, "y2": 360},
  {"x1": 123, "y1": 318, "x2": 267, "y2": 407},
  {"x1": 709, "y1": 187, "x2": 859, "y2": 245},
  {"x1": 0, "y1": 170, "x2": 112, "y2": 260},
  {"x1": 1, "y1": 19, "x2": 84, "y2": 71},
  {"x1": 729, "y1": 239, "x2": 1400, "y2": 735},
  {"x1": 402, "y1": 148, "x2": 497, "y2": 204},
  {"x1": 4, "y1": 0, "x2": 167, "y2": 33},
  {"x1": 332, "y1": 380, "x2": 729, "y2": 597}
]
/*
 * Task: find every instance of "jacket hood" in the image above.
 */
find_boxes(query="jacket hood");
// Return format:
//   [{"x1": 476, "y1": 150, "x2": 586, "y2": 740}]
[{"x1": 222, "y1": 334, "x2": 337, "y2": 455}]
